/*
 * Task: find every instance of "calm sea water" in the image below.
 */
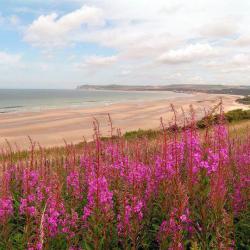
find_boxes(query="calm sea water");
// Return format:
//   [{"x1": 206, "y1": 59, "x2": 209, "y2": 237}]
[{"x1": 0, "y1": 89, "x2": 190, "y2": 113}]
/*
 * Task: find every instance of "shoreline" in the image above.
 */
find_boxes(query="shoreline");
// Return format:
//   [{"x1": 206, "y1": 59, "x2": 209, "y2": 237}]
[
  {"x1": 0, "y1": 89, "x2": 190, "y2": 114},
  {"x1": 0, "y1": 92, "x2": 248, "y2": 149}
]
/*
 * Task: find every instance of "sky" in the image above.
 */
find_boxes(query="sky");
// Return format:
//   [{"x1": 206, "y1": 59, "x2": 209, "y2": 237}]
[{"x1": 1, "y1": 0, "x2": 250, "y2": 89}]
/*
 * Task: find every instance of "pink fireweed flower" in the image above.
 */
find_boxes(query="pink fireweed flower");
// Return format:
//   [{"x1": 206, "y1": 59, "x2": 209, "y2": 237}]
[
  {"x1": 82, "y1": 176, "x2": 113, "y2": 221},
  {"x1": 67, "y1": 170, "x2": 82, "y2": 199},
  {"x1": 27, "y1": 242, "x2": 42, "y2": 250},
  {"x1": 154, "y1": 141, "x2": 185, "y2": 184},
  {"x1": 155, "y1": 156, "x2": 175, "y2": 180},
  {"x1": 60, "y1": 209, "x2": 79, "y2": 238},
  {"x1": 179, "y1": 208, "x2": 192, "y2": 230},
  {"x1": 184, "y1": 129, "x2": 202, "y2": 174},
  {"x1": 19, "y1": 198, "x2": 37, "y2": 217},
  {"x1": 133, "y1": 198, "x2": 143, "y2": 221},
  {"x1": 180, "y1": 214, "x2": 187, "y2": 223},
  {"x1": 43, "y1": 197, "x2": 66, "y2": 237},
  {"x1": 127, "y1": 162, "x2": 149, "y2": 185},
  {"x1": 69, "y1": 247, "x2": 82, "y2": 250},
  {"x1": 0, "y1": 168, "x2": 14, "y2": 223},
  {"x1": 0, "y1": 197, "x2": 13, "y2": 223},
  {"x1": 117, "y1": 196, "x2": 144, "y2": 236},
  {"x1": 158, "y1": 208, "x2": 192, "y2": 248},
  {"x1": 22, "y1": 169, "x2": 39, "y2": 194},
  {"x1": 233, "y1": 176, "x2": 249, "y2": 214},
  {"x1": 82, "y1": 207, "x2": 91, "y2": 221},
  {"x1": 117, "y1": 204, "x2": 132, "y2": 236}
]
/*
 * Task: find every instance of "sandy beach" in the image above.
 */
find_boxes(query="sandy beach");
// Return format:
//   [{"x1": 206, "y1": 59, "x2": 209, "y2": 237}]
[{"x1": 0, "y1": 92, "x2": 247, "y2": 149}]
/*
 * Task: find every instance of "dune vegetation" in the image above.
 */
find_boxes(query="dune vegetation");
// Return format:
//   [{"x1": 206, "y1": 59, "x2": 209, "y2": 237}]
[
  {"x1": 236, "y1": 96, "x2": 250, "y2": 105},
  {"x1": 0, "y1": 106, "x2": 249, "y2": 249}
]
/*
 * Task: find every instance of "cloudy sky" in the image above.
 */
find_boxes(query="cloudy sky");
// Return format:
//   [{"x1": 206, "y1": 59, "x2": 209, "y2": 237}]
[{"x1": 1, "y1": 0, "x2": 250, "y2": 88}]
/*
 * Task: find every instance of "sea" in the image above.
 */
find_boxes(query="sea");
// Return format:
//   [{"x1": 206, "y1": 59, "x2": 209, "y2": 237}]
[{"x1": 0, "y1": 89, "x2": 191, "y2": 113}]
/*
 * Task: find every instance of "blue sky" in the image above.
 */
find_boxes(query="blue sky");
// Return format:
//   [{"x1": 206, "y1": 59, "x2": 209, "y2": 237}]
[{"x1": 0, "y1": 0, "x2": 250, "y2": 88}]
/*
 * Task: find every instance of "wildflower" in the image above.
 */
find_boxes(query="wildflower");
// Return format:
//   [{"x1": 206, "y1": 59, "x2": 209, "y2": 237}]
[
  {"x1": 82, "y1": 176, "x2": 113, "y2": 221},
  {"x1": 180, "y1": 214, "x2": 187, "y2": 223},
  {"x1": 117, "y1": 196, "x2": 144, "y2": 236},
  {"x1": 43, "y1": 199, "x2": 65, "y2": 237},
  {"x1": 67, "y1": 170, "x2": 82, "y2": 199},
  {"x1": 61, "y1": 209, "x2": 79, "y2": 239},
  {"x1": 0, "y1": 197, "x2": 13, "y2": 222}
]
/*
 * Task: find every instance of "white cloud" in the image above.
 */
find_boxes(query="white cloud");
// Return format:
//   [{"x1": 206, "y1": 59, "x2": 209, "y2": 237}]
[
  {"x1": 204, "y1": 53, "x2": 250, "y2": 74},
  {"x1": 226, "y1": 54, "x2": 250, "y2": 72},
  {"x1": 24, "y1": 5, "x2": 104, "y2": 48},
  {"x1": 231, "y1": 53, "x2": 250, "y2": 65},
  {"x1": 120, "y1": 69, "x2": 131, "y2": 76},
  {"x1": 232, "y1": 34, "x2": 250, "y2": 47},
  {"x1": 0, "y1": 51, "x2": 21, "y2": 65},
  {"x1": 76, "y1": 55, "x2": 117, "y2": 69},
  {"x1": 187, "y1": 75, "x2": 204, "y2": 84},
  {"x1": 84, "y1": 55, "x2": 117, "y2": 66},
  {"x1": 199, "y1": 19, "x2": 238, "y2": 38},
  {"x1": 83, "y1": 28, "x2": 181, "y2": 60},
  {"x1": 157, "y1": 43, "x2": 217, "y2": 64}
]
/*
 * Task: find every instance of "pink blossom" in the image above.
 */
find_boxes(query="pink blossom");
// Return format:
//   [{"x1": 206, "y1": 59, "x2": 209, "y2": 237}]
[
  {"x1": 0, "y1": 197, "x2": 13, "y2": 222},
  {"x1": 82, "y1": 176, "x2": 113, "y2": 221}
]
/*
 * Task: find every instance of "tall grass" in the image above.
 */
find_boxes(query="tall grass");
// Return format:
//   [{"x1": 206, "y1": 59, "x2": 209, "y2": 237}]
[{"x1": 0, "y1": 106, "x2": 249, "y2": 249}]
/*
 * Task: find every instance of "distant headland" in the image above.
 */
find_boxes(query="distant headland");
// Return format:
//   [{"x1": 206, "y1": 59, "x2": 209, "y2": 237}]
[{"x1": 77, "y1": 84, "x2": 250, "y2": 96}]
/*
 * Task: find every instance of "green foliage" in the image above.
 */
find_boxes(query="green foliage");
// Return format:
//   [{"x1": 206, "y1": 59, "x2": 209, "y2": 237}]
[
  {"x1": 225, "y1": 109, "x2": 250, "y2": 122},
  {"x1": 236, "y1": 96, "x2": 250, "y2": 105},
  {"x1": 125, "y1": 109, "x2": 250, "y2": 139},
  {"x1": 124, "y1": 129, "x2": 160, "y2": 140},
  {"x1": 189, "y1": 170, "x2": 214, "y2": 249},
  {"x1": 140, "y1": 198, "x2": 163, "y2": 249},
  {"x1": 196, "y1": 114, "x2": 218, "y2": 129},
  {"x1": 234, "y1": 205, "x2": 250, "y2": 250},
  {"x1": 197, "y1": 109, "x2": 250, "y2": 128},
  {"x1": 46, "y1": 235, "x2": 68, "y2": 249}
]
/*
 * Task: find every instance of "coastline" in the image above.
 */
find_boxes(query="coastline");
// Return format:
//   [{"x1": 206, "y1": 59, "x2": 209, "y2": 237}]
[
  {"x1": 0, "y1": 89, "x2": 190, "y2": 114},
  {"x1": 0, "y1": 92, "x2": 247, "y2": 149}
]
